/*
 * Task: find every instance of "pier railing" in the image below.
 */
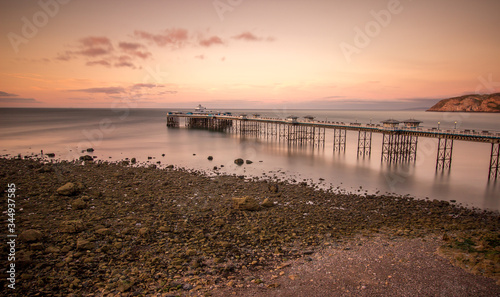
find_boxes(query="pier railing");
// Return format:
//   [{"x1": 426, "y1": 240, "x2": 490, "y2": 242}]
[{"x1": 166, "y1": 113, "x2": 500, "y2": 180}]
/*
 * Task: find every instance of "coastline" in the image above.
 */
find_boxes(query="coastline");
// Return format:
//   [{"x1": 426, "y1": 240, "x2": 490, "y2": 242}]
[{"x1": 1, "y1": 157, "x2": 499, "y2": 296}]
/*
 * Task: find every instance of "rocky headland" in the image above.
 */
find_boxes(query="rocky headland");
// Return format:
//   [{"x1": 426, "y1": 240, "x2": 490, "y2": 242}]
[
  {"x1": 427, "y1": 93, "x2": 500, "y2": 112},
  {"x1": 0, "y1": 157, "x2": 499, "y2": 296}
]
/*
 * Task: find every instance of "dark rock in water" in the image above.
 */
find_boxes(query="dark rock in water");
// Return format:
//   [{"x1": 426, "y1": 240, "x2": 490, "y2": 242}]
[
  {"x1": 86, "y1": 148, "x2": 94, "y2": 152},
  {"x1": 20, "y1": 230, "x2": 43, "y2": 242},
  {"x1": 208, "y1": 156, "x2": 213, "y2": 161},
  {"x1": 234, "y1": 158, "x2": 244, "y2": 165},
  {"x1": 46, "y1": 153, "x2": 56, "y2": 158},
  {"x1": 213, "y1": 166, "x2": 218, "y2": 170},
  {"x1": 221, "y1": 165, "x2": 224, "y2": 167},
  {"x1": 166, "y1": 165, "x2": 174, "y2": 169},
  {"x1": 131, "y1": 158, "x2": 137, "y2": 164},
  {"x1": 147, "y1": 156, "x2": 152, "y2": 160},
  {"x1": 246, "y1": 160, "x2": 253, "y2": 164},
  {"x1": 162, "y1": 153, "x2": 165, "y2": 157},
  {"x1": 79, "y1": 155, "x2": 93, "y2": 161}
]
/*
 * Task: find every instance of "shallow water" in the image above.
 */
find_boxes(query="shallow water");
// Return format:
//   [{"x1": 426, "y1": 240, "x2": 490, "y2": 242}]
[{"x1": 1, "y1": 108, "x2": 499, "y2": 211}]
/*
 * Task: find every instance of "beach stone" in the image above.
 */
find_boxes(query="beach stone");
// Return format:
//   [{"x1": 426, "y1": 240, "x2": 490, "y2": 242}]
[
  {"x1": 139, "y1": 227, "x2": 149, "y2": 235},
  {"x1": 77, "y1": 239, "x2": 94, "y2": 250},
  {"x1": 45, "y1": 246, "x2": 60, "y2": 254},
  {"x1": 268, "y1": 184, "x2": 279, "y2": 193},
  {"x1": 86, "y1": 148, "x2": 94, "y2": 152},
  {"x1": 208, "y1": 156, "x2": 213, "y2": 161},
  {"x1": 46, "y1": 153, "x2": 56, "y2": 158},
  {"x1": 20, "y1": 230, "x2": 43, "y2": 242},
  {"x1": 79, "y1": 155, "x2": 93, "y2": 161},
  {"x1": 60, "y1": 220, "x2": 84, "y2": 233},
  {"x1": 131, "y1": 157, "x2": 137, "y2": 164},
  {"x1": 245, "y1": 160, "x2": 253, "y2": 164},
  {"x1": 117, "y1": 281, "x2": 133, "y2": 292},
  {"x1": 96, "y1": 228, "x2": 111, "y2": 235},
  {"x1": 261, "y1": 198, "x2": 274, "y2": 208},
  {"x1": 232, "y1": 197, "x2": 260, "y2": 211},
  {"x1": 71, "y1": 198, "x2": 87, "y2": 209},
  {"x1": 57, "y1": 182, "x2": 82, "y2": 196},
  {"x1": 234, "y1": 158, "x2": 244, "y2": 165},
  {"x1": 30, "y1": 242, "x2": 44, "y2": 250}
]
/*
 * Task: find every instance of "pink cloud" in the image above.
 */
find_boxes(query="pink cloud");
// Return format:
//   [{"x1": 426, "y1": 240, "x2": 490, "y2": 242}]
[
  {"x1": 134, "y1": 28, "x2": 189, "y2": 47},
  {"x1": 232, "y1": 31, "x2": 275, "y2": 42},
  {"x1": 119, "y1": 42, "x2": 151, "y2": 59},
  {"x1": 86, "y1": 60, "x2": 111, "y2": 67},
  {"x1": 199, "y1": 36, "x2": 224, "y2": 47}
]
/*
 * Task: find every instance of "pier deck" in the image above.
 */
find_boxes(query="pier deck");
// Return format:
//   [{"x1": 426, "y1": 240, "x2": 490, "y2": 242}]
[{"x1": 166, "y1": 113, "x2": 500, "y2": 180}]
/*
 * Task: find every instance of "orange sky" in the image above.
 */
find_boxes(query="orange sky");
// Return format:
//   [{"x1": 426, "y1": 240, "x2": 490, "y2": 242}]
[{"x1": 1, "y1": 0, "x2": 499, "y2": 109}]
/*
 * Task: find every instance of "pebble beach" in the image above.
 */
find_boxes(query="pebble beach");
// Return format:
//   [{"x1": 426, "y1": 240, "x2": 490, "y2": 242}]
[{"x1": 1, "y1": 157, "x2": 499, "y2": 296}]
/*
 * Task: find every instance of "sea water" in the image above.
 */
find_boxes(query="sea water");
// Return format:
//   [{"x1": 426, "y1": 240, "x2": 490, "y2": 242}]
[{"x1": 1, "y1": 108, "x2": 499, "y2": 211}]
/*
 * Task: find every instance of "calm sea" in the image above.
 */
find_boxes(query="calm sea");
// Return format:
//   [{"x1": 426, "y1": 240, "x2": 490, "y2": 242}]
[{"x1": 1, "y1": 108, "x2": 499, "y2": 211}]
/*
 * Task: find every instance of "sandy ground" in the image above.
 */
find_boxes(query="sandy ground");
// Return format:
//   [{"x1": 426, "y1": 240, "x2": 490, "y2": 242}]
[{"x1": 211, "y1": 235, "x2": 500, "y2": 297}]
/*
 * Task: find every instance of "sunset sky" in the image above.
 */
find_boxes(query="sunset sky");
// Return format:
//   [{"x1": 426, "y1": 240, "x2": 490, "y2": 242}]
[{"x1": 1, "y1": 0, "x2": 499, "y2": 109}]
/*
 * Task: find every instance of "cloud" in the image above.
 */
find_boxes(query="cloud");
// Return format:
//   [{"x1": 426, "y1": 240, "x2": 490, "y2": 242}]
[
  {"x1": 56, "y1": 36, "x2": 151, "y2": 69},
  {"x1": 0, "y1": 98, "x2": 41, "y2": 103},
  {"x1": 158, "y1": 90, "x2": 177, "y2": 95},
  {"x1": 77, "y1": 36, "x2": 113, "y2": 57},
  {"x1": 69, "y1": 87, "x2": 126, "y2": 94},
  {"x1": 132, "y1": 84, "x2": 158, "y2": 89},
  {"x1": 118, "y1": 42, "x2": 152, "y2": 59},
  {"x1": 86, "y1": 60, "x2": 111, "y2": 67},
  {"x1": 0, "y1": 91, "x2": 18, "y2": 97},
  {"x1": 199, "y1": 36, "x2": 224, "y2": 47},
  {"x1": 232, "y1": 32, "x2": 275, "y2": 42},
  {"x1": 134, "y1": 28, "x2": 189, "y2": 47}
]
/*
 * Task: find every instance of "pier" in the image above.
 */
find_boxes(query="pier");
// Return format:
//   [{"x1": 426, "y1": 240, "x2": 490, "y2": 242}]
[{"x1": 166, "y1": 113, "x2": 500, "y2": 180}]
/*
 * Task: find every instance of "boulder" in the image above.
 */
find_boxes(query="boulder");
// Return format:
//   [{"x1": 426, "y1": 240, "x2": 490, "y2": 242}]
[
  {"x1": 57, "y1": 182, "x2": 83, "y2": 196},
  {"x1": 71, "y1": 198, "x2": 87, "y2": 209},
  {"x1": 20, "y1": 230, "x2": 43, "y2": 242},
  {"x1": 79, "y1": 155, "x2": 93, "y2": 161},
  {"x1": 234, "y1": 158, "x2": 244, "y2": 165},
  {"x1": 232, "y1": 197, "x2": 260, "y2": 211},
  {"x1": 208, "y1": 156, "x2": 213, "y2": 161},
  {"x1": 245, "y1": 160, "x2": 253, "y2": 164},
  {"x1": 261, "y1": 198, "x2": 274, "y2": 208}
]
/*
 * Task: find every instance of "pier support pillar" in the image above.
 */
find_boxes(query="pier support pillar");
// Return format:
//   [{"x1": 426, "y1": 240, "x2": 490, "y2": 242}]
[
  {"x1": 333, "y1": 128, "x2": 346, "y2": 152},
  {"x1": 381, "y1": 133, "x2": 418, "y2": 163},
  {"x1": 489, "y1": 142, "x2": 500, "y2": 180},
  {"x1": 357, "y1": 130, "x2": 372, "y2": 157},
  {"x1": 436, "y1": 138, "x2": 453, "y2": 170},
  {"x1": 166, "y1": 116, "x2": 179, "y2": 127}
]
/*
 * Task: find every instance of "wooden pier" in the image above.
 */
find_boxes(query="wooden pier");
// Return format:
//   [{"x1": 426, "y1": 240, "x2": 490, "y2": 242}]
[{"x1": 166, "y1": 113, "x2": 500, "y2": 180}]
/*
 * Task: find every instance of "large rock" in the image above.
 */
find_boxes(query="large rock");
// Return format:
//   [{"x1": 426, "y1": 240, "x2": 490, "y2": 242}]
[
  {"x1": 234, "y1": 158, "x2": 244, "y2": 165},
  {"x1": 20, "y1": 230, "x2": 43, "y2": 242},
  {"x1": 57, "y1": 182, "x2": 83, "y2": 196},
  {"x1": 232, "y1": 197, "x2": 260, "y2": 211},
  {"x1": 71, "y1": 198, "x2": 87, "y2": 209}
]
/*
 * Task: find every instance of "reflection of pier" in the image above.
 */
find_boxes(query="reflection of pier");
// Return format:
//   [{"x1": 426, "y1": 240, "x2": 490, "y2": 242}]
[{"x1": 166, "y1": 114, "x2": 500, "y2": 180}]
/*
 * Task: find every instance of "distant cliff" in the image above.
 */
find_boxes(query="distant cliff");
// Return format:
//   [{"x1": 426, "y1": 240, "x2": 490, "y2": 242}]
[{"x1": 427, "y1": 93, "x2": 500, "y2": 112}]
